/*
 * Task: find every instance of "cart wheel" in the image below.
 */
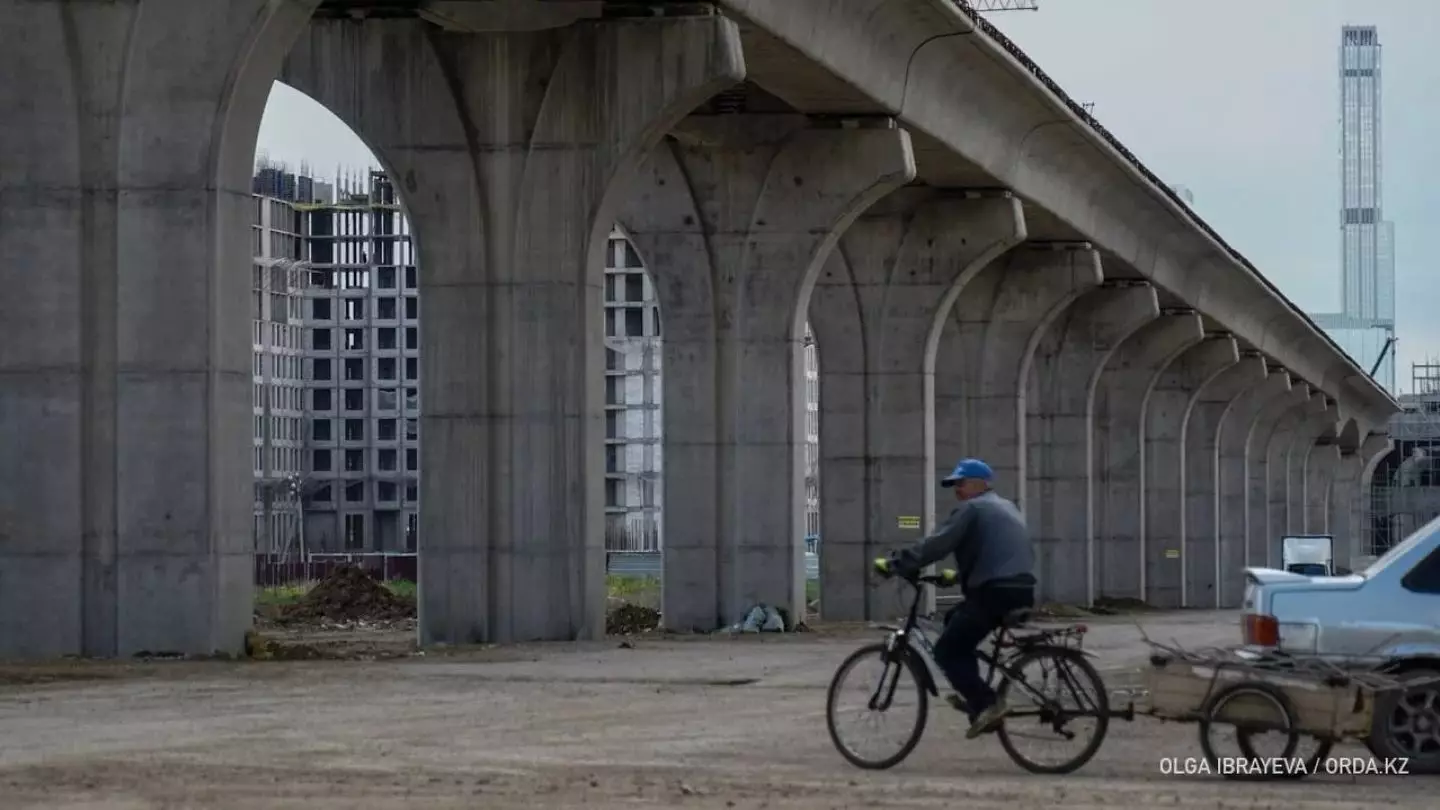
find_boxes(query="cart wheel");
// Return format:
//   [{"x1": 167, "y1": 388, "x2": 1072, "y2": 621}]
[
  {"x1": 1238, "y1": 732, "x2": 1333, "y2": 780},
  {"x1": 1199, "y1": 681, "x2": 1300, "y2": 780}
]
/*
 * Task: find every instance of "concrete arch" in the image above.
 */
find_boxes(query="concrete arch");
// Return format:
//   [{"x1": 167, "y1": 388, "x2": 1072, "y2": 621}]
[
  {"x1": 1260, "y1": 389, "x2": 1323, "y2": 566},
  {"x1": 937, "y1": 243, "x2": 1103, "y2": 513},
  {"x1": 1336, "y1": 417, "x2": 1363, "y2": 454},
  {"x1": 623, "y1": 115, "x2": 915, "y2": 631},
  {"x1": 1143, "y1": 336, "x2": 1239, "y2": 607},
  {"x1": 0, "y1": 0, "x2": 320, "y2": 658},
  {"x1": 1244, "y1": 381, "x2": 1311, "y2": 568},
  {"x1": 1183, "y1": 351, "x2": 1268, "y2": 607},
  {"x1": 1214, "y1": 366, "x2": 1292, "y2": 605},
  {"x1": 809, "y1": 190, "x2": 1025, "y2": 620},
  {"x1": 1089, "y1": 312, "x2": 1205, "y2": 601},
  {"x1": 1026, "y1": 281, "x2": 1159, "y2": 604},
  {"x1": 285, "y1": 13, "x2": 747, "y2": 643}
]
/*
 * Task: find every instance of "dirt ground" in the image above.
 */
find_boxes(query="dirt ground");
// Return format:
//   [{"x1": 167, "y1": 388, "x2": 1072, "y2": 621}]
[{"x1": 0, "y1": 610, "x2": 1431, "y2": 809}]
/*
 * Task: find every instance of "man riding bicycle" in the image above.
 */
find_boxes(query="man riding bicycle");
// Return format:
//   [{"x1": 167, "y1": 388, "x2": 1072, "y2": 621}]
[{"x1": 884, "y1": 458, "x2": 1037, "y2": 739}]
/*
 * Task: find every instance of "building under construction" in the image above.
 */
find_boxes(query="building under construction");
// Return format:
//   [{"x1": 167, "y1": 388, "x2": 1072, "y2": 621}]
[
  {"x1": 1366, "y1": 360, "x2": 1440, "y2": 556},
  {"x1": 251, "y1": 164, "x2": 822, "y2": 561}
]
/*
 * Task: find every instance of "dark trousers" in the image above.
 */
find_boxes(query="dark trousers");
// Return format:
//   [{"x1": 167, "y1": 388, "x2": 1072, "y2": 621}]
[{"x1": 932, "y1": 585, "x2": 1035, "y2": 718}]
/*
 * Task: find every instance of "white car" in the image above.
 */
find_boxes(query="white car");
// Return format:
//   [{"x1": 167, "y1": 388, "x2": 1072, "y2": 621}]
[{"x1": 1242, "y1": 514, "x2": 1440, "y2": 772}]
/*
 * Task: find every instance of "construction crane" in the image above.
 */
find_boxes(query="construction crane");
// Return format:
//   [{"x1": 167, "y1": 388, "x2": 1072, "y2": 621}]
[
  {"x1": 1370, "y1": 335, "x2": 1397, "y2": 379},
  {"x1": 969, "y1": 0, "x2": 1040, "y2": 11}
]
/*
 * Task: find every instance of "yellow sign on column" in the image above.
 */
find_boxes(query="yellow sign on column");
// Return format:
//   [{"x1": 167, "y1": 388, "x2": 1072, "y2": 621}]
[{"x1": 897, "y1": 516, "x2": 921, "y2": 530}]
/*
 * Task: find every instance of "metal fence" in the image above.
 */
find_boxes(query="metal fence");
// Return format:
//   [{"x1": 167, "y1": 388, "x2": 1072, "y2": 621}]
[
  {"x1": 255, "y1": 552, "x2": 417, "y2": 587},
  {"x1": 1366, "y1": 485, "x2": 1440, "y2": 558},
  {"x1": 604, "y1": 518, "x2": 661, "y2": 552}
]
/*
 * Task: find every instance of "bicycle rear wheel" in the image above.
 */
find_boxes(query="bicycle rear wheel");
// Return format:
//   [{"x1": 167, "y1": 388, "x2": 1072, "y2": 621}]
[
  {"x1": 995, "y1": 646, "x2": 1110, "y2": 775},
  {"x1": 826, "y1": 642, "x2": 930, "y2": 770}
]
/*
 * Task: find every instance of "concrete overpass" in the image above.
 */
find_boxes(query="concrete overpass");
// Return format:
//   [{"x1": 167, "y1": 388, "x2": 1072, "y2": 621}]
[{"x1": 0, "y1": 0, "x2": 1398, "y2": 658}]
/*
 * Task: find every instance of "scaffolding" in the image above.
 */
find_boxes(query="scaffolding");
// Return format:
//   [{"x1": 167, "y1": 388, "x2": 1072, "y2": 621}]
[{"x1": 1365, "y1": 360, "x2": 1440, "y2": 556}]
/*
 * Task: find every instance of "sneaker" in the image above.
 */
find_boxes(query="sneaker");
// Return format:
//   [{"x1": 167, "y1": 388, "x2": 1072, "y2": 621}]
[{"x1": 965, "y1": 698, "x2": 1009, "y2": 739}]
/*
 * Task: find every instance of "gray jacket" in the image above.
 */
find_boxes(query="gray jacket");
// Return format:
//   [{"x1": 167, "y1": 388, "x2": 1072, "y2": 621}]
[{"x1": 895, "y1": 491, "x2": 1036, "y2": 594}]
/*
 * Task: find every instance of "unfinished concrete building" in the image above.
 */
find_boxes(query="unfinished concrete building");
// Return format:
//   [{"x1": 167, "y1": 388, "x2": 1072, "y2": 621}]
[{"x1": 1367, "y1": 361, "x2": 1440, "y2": 558}]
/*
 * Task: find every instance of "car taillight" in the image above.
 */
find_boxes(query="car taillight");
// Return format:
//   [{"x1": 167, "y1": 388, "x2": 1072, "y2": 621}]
[{"x1": 1243, "y1": 613, "x2": 1279, "y2": 647}]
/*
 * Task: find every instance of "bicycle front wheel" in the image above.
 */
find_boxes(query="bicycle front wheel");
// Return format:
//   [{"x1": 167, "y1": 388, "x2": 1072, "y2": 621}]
[
  {"x1": 826, "y1": 642, "x2": 930, "y2": 770},
  {"x1": 995, "y1": 646, "x2": 1110, "y2": 775}
]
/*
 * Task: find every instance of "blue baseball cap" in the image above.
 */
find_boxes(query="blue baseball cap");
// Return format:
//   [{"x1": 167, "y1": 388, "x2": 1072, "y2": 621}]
[{"x1": 941, "y1": 458, "x2": 993, "y2": 488}]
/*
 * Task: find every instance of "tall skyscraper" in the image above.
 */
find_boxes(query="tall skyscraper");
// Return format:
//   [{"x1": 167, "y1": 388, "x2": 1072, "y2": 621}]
[{"x1": 1312, "y1": 25, "x2": 1396, "y2": 392}]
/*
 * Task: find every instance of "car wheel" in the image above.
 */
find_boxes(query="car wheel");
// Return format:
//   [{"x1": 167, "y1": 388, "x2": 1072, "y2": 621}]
[{"x1": 1366, "y1": 667, "x2": 1440, "y2": 773}]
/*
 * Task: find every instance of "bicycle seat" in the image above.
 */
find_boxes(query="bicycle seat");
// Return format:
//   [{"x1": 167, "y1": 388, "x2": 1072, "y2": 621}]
[{"x1": 1000, "y1": 608, "x2": 1033, "y2": 628}]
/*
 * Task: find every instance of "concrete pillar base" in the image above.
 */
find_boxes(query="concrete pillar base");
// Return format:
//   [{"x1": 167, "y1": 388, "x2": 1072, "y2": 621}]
[
  {"x1": 810, "y1": 191, "x2": 1024, "y2": 621},
  {"x1": 1182, "y1": 353, "x2": 1266, "y2": 608},
  {"x1": 1090, "y1": 313, "x2": 1204, "y2": 602},
  {"x1": 623, "y1": 116, "x2": 914, "y2": 632},
  {"x1": 285, "y1": 13, "x2": 746, "y2": 643},
  {"x1": 1026, "y1": 281, "x2": 1158, "y2": 604},
  {"x1": 1215, "y1": 367, "x2": 1292, "y2": 606},
  {"x1": 0, "y1": 0, "x2": 315, "y2": 659},
  {"x1": 1143, "y1": 337, "x2": 1237, "y2": 608}
]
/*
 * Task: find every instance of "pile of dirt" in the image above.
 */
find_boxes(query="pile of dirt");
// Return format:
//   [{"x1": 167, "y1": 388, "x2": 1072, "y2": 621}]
[
  {"x1": 1089, "y1": 596, "x2": 1155, "y2": 615},
  {"x1": 279, "y1": 566, "x2": 415, "y2": 624},
  {"x1": 606, "y1": 603, "x2": 661, "y2": 635}
]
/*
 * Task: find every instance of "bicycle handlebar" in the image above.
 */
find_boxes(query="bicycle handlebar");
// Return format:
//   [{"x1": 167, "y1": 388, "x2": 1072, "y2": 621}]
[{"x1": 872, "y1": 557, "x2": 959, "y2": 588}]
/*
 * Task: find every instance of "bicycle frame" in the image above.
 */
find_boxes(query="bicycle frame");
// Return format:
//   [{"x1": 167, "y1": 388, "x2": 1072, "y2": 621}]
[{"x1": 867, "y1": 575, "x2": 1112, "y2": 722}]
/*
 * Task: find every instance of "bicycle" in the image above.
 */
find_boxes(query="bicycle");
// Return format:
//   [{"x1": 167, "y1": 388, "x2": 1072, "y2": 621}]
[{"x1": 825, "y1": 558, "x2": 1132, "y2": 774}]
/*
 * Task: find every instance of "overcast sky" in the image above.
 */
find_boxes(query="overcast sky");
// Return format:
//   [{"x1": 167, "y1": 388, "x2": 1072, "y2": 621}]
[{"x1": 256, "y1": 0, "x2": 1440, "y2": 392}]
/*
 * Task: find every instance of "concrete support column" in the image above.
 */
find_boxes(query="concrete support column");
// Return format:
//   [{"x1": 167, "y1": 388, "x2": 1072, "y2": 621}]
[
  {"x1": 285, "y1": 14, "x2": 746, "y2": 643},
  {"x1": 624, "y1": 116, "x2": 914, "y2": 632},
  {"x1": 1089, "y1": 313, "x2": 1204, "y2": 600},
  {"x1": 1305, "y1": 439, "x2": 1342, "y2": 534},
  {"x1": 1329, "y1": 449, "x2": 1363, "y2": 564},
  {"x1": 1026, "y1": 282, "x2": 1158, "y2": 604},
  {"x1": 1215, "y1": 367, "x2": 1292, "y2": 606},
  {"x1": 810, "y1": 192, "x2": 1024, "y2": 621},
  {"x1": 1143, "y1": 336, "x2": 1238, "y2": 608},
  {"x1": 936, "y1": 243, "x2": 1103, "y2": 511},
  {"x1": 0, "y1": 0, "x2": 316, "y2": 658},
  {"x1": 1182, "y1": 352, "x2": 1267, "y2": 608},
  {"x1": 1262, "y1": 389, "x2": 1323, "y2": 566},
  {"x1": 1287, "y1": 402, "x2": 1339, "y2": 535},
  {"x1": 1247, "y1": 384, "x2": 1312, "y2": 569},
  {"x1": 1353, "y1": 433, "x2": 1396, "y2": 564}
]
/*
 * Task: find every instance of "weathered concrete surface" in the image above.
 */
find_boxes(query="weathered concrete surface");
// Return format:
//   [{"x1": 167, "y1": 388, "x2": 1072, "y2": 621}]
[
  {"x1": 810, "y1": 192, "x2": 1024, "y2": 621},
  {"x1": 1182, "y1": 353, "x2": 1266, "y2": 609},
  {"x1": 1, "y1": 614, "x2": 1429, "y2": 809},
  {"x1": 1348, "y1": 433, "x2": 1395, "y2": 565},
  {"x1": 1244, "y1": 382, "x2": 1310, "y2": 570},
  {"x1": 0, "y1": 0, "x2": 318, "y2": 658},
  {"x1": 1143, "y1": 337, "x2": 1237, "y2": 608},
  {"x1": 1026, "y1": 282, "x2": 1158, "y2": 604},
  {"x1": 1306, "y1": 440, "x2": 1341, "y2": 534},
  {"x1": 1288, "y1": 402, "x2": 1340, "y2": 535},
  {"x1": 714, "y1": 0, "x2": 1397, "y2": 432},
  {"x1": 623, "y1": 117, "x2": 914, "y2": 632},
  {"x1": 1214, "y1": 368, "x2": 1292, "y2": 606},
  {"x1": 1090, "y1": 313, "x2": 1204, "y2": 601},
  {"x1": 935, "y1": 244, "x2": 1101, "y2": 511},
  {"x1": 1262, "y1": 390, "x2": 1322, "y2": 568},
  {"x1": 284, "y1": 15, "x2": 745, "y2": 644}
]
